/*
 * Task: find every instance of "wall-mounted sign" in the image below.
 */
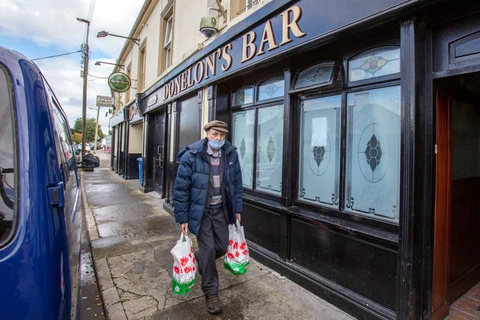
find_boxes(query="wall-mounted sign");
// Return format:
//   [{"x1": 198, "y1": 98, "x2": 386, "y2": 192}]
[
  {"x1": 108, "y1": 72, "x2": 131, "y2": 93},
  {"x1": 160, "y1": 5, "x2": 305, "y2": 101},
  {"x1": 141, "y1": 0, "x2": 412, "y2": 114},
  {"x1": 96, "y1": 95, "x2": 115, "y2": 107},
  {"x1": 147, "y1": 95, "x2": 158, "y2": 107}
]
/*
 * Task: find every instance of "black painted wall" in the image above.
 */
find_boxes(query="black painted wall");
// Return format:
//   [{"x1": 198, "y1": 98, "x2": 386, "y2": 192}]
[{"x1": 125, "y1": 153, "x2": 142, "y2": 180}]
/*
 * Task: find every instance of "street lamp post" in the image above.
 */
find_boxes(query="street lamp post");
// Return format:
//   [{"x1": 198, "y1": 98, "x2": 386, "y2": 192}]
[{"x1": 77, "y1": 17, "x2": 90, "y2": 160}]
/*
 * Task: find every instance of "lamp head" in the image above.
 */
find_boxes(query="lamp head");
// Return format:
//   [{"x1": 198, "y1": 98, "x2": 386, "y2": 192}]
[
  {"x1": 199, "y1": 16, "x2": 218, "y2": 38},
  {"x1": 97, "y1": 31, "x2": 109, "y2": 38}
]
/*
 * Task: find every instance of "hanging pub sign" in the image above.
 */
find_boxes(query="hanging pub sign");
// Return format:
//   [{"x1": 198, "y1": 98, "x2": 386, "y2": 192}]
[{"x1": 108, "y1": 72, "x2": 131, "y2": 93}]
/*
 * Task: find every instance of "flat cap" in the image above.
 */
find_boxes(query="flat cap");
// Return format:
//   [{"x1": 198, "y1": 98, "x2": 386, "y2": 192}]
[{"x1": 203, "y1": 120, "x2": 229, "y2": 133}]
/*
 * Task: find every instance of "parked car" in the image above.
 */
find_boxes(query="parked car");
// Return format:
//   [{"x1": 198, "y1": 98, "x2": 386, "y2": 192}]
[{"x1": 0, "y1": 46, "x2": 97, "y2": 319}]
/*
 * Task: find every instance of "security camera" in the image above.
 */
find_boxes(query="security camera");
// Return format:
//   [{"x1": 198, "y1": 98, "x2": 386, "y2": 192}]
[{"x1": 199, "y1": 16, "x2": 218, "y2": 38}]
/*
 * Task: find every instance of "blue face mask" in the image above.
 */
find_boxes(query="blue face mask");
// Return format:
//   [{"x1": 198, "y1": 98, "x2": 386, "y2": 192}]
[{"x1": 209, "y1": 139, "x2": 225, "y2": 150}]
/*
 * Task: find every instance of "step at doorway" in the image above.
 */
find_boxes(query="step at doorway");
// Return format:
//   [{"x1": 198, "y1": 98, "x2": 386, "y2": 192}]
[{"x1": 447, "y1": 282, "x2": 480, "y2": 319}]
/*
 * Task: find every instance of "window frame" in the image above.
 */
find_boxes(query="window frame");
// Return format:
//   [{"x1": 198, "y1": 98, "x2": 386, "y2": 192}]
[
  {"x1": 343, "y1": 39, "x2": 400, "y2": 88},
  {"x1": 290, "y1": 61, "x2": 338, "y2": 94},
  {"x1": 291, "y1": 41, "x2": 401, "y2": 229},
  {"x1": 0, "y1": 63, "x2": 19, "y2": 248},
  {"x1": 138, "y1": 39, "x2": 147, "y2": 91},
  {"x1": 256, "y1": 77, "x2": 285, "y2": 104},
  {"x1": 230, "y1": 73, "x2": 286, "y2": 201},
  {"x1": 164, "y1": 16, "x2": 173, "y2": 69}
]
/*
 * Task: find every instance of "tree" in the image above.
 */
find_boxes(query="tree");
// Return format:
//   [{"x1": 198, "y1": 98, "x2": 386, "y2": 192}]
[
  {"x1": 72, "y1": 132, "x2": 82, "y2": 144},
  {"x1": 72, "y1": 118, "x2": 104, "y2": 143}
]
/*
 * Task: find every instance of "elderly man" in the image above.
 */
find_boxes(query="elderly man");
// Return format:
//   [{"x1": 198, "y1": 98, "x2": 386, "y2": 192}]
[{"x1": 173, "y1": 120, "x2": 243, "y2": 314}]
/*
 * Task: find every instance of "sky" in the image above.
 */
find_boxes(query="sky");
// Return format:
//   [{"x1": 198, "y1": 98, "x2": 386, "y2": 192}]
[{"x1": 0, "y1": 0, "x2": 144, "y2": 135}]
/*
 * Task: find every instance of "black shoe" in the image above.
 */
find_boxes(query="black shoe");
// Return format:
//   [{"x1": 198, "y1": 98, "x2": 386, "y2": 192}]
[
  {"x1": 194, "y1": 250, "x2": 202, "y2": 276},
  {"x1": 206, "y1": 294, "x2": 221, "y2": 314}
]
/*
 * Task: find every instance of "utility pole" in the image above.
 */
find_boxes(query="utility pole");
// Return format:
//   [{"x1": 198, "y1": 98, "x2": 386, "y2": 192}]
[{"x1": 77, "y1": 17, "x2": 90, "y2": 159}]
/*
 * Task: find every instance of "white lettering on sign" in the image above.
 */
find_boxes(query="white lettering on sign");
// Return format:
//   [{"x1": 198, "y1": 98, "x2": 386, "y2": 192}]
[{"x1": 96, "y1": 95, "x2": 115, "y2": 107}]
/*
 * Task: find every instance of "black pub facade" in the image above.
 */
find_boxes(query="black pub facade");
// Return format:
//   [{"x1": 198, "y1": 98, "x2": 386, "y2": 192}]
[{"x1": 137, "y1": 0, "x2": 480, "y2": 318}]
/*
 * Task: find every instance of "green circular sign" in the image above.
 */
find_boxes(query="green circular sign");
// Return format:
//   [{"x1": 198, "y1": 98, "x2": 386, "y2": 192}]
[{"x1": 108, "y1": 72, "x2": 131, "y2": 93}]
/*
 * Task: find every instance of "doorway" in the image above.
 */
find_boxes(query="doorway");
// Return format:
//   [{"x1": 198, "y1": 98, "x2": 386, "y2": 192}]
[
  {"x1": 154, "y1": 112, "x2": 165, "y2": 195},
  {"x1": 432, "y1": 73, "x2": 480, "y2": 320}
]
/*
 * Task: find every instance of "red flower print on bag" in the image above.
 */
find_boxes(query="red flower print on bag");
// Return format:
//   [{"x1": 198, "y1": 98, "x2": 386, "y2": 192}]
[
  {"x1": 184, "y1": 266, "x2": 192, "y2": 273},
  {"x1": 174, "y1": 266, "x2": 180, "y2": 274},
  {"x1": 235, "y1": 251, "x2": 240, "y2": 257},
  {"x1": 240, "y1": 242, "x2": 246, "y2": 250},
  {"x1": 233, "y1": 242, "x2": 239, "y2": 250},
  {"x1": 242, "y1": 250, "x2": 248, "y2": 256},
  {"x1": 227, "y1": 252, "x2": 235, "y2": 259},
  {"x1": 180, "y1": 257, "x2": 189, "y2": 267},
  {"x1": 229, "y1": 239, "x2": 233, "y2": 246}
]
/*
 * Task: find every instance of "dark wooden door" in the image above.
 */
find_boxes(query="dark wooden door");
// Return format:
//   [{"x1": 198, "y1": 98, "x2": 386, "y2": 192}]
[
  {"x1": 154, "y1": 112, "x2": 165, "y2": 195},
  {"x1": 432, "y1": 76, "x2": 480, "y2": 320}
]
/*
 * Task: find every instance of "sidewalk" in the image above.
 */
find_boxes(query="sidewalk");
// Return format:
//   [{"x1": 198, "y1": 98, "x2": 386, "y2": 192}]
[{"x1": 81, "y1": 151, "x2": 356, "y2": 320}]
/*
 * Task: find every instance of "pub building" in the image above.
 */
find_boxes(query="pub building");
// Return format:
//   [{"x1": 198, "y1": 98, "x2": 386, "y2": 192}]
[{"x1": 137, "y1": 0, "x2": 480, "y2": 318}]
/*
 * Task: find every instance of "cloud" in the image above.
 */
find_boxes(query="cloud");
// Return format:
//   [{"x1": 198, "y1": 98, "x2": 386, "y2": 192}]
[{"x1": 0, "y1": 0, "x2": 144, "y2": 134}]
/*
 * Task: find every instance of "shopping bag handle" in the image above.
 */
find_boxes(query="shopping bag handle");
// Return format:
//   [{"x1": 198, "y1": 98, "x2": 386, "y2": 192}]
[
  {"x1": 179, "y1": 233, "x2": 187, "y2": 242},
  {"x1": 235, "y1": 220, "x2": 241, "y2": 229}
]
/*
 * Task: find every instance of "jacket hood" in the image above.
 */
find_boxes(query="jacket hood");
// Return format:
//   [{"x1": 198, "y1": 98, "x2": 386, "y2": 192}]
[{"x1": 176, "y1": 138, "x2": 236, "y2": 159}]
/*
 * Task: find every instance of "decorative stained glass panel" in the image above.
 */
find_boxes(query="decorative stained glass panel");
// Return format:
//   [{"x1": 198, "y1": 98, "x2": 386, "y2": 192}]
[
  {"x1": 232, "y1": 110, "x2": 255, "y2": 188},
  {"x1": 256, "y1": 105, "x2": 283, "y2": 195},
  {"x1": 232, "y1": 86, "x2": 254, "y2": 106},
  {"x1": 345, "y1": 86, "x2": 401, "y2": 223},
  {"x1": 258, "y1": 78, "x2": 284, "y2": 102},
  {"x1": 298, "y1": 95, "x2": 341, "y2": 208},
  {"x1": 348, "y1": 47, "x2": 400, "y2": 82},
  {"x1": 294, "y1": 62, "x2": 335, "y2": 90}
]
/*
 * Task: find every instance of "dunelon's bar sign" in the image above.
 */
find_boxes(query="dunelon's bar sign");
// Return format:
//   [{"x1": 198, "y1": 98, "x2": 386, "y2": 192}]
[{"x1": 161, "y1": 5, "x2": 306, "y2": 101}]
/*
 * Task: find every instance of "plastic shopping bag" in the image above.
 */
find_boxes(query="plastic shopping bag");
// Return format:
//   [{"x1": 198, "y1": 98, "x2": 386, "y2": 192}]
[
  {"x1": 171, "y1": 233, "x2": 197, "y2": 295},
  {"x1": 224, "y1": 221, "x2": 249, "y2": 275}
]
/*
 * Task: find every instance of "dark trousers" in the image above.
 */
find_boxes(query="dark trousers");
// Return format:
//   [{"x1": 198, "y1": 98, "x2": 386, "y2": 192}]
[{"x1": 197, "y1": 207, "x2": 228, "y2": 295}]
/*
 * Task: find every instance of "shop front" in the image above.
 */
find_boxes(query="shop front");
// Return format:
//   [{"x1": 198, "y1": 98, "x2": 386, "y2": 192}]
[
  {"x1": 138, "y1": 0, "x2": 480, "y2": 318},
  {"x1": 126, "y1": 104, "x2": 143, "y2": 181}
]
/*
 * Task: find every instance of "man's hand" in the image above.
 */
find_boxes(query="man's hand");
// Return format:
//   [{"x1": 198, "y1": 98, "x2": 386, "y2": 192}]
[
  {"x1": 236, "y1": 214, "x2": 241, "y2": 223},
  {"x1": 180, "y1": 223, "x2": 188, "y2": 235}
]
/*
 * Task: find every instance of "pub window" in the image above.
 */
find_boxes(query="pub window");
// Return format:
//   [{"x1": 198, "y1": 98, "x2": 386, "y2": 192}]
[
  {"x1": 232, "y1": 110, "x2": 255, "y2": 189},
  {"x1": 345, "y1": 86, "x2": 400, "y2": 222},
  {"x1": 256, "y1": 104, "x2": 284, "y2": 195},
  {"x1": 232, "y1": 86, "x2": 254, "y2": 107},
  {"x1": 348, "y1": 46, "x2": 400, "y2": 82},
  {"x1": 232, "y1": 76, "x2": 285, "y2": 196},
  {"x1": 257, "y1": 78, "x2": 284, "y2": 102},
  {"x1": 298, "y1": 95, "x2": 341, "y2": 208},
  {"x1": 296, "y1": 45, "x2": 401, "y2": 225},
  {"x1": 293, "y1": 62, "x2": 336, "y2": 91}
]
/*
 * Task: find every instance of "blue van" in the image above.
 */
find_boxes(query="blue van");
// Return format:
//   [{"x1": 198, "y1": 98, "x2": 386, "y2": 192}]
[{"x1": 0, "y1": 46, "x2": 96, "y2": 319}]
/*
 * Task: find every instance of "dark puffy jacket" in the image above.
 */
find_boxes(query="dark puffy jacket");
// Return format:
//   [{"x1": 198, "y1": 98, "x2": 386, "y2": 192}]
[{"x1": 173, "y1": 138, "x2": 243, "y2": 236}]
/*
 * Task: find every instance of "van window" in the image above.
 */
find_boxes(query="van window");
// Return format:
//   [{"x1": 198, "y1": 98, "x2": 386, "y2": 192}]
[
  {"x1": 45, "y1": 81, "x2": 76, "y2": 176},
  {"x1": 0, "y1": 65, "x2": 17, "y2": 246}
]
